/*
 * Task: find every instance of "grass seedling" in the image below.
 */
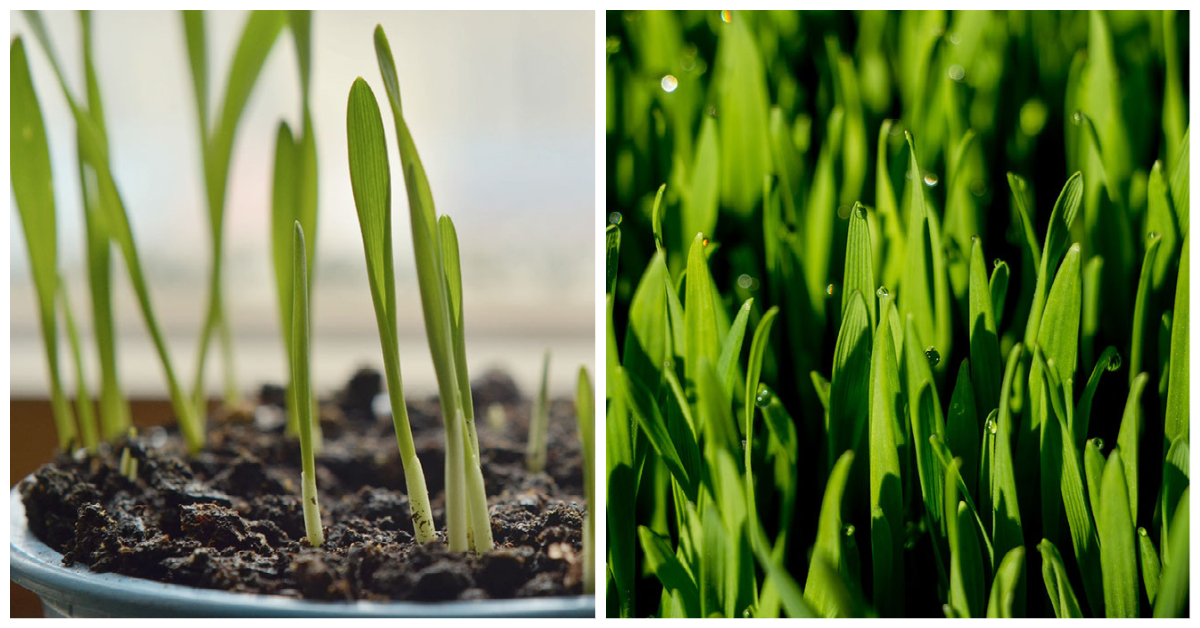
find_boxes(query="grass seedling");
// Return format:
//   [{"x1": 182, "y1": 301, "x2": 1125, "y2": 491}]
[
  {"x1": 183, "y1": 10, "x2": 286, "y2": 410},
  {"x1": 368, "y1": 24, "x2": 493, "y2": 553},
  {"x1": 269, "y1": 11, "x2": 320, "y2": 441},
  {"x1": 21, "y1": 15, "x2": 204, "y2": 453},
  {"x1": 11, "y1": 37, "x2": 78, "y2": 451},
  {"x1": 606, "y1": 10, "x2": 1189, "y2": 618},
  {"x1": 346, "y1": 77, "x2": 435, "y2": 544},
  {"x1": 119, "y1": 428, "x2": 138, "y2": 481},
  {"x1": 526, "y1": 350, "x2": 552, "y2": 473},
  {"x1": 290, "y1": 223, "x2": 324, "y2": 548},
  {"x1": 577, "y1": 366, "x2": 595, "y2": 594}
]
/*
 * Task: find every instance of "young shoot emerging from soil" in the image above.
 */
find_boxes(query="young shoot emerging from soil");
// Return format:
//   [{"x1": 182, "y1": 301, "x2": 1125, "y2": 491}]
[
  {"x1": 526, "y1": 349, "x2": 552, "y2": 473},
  {"x1": 291, "y1": 222, "x2": 323, "y2": 547}
]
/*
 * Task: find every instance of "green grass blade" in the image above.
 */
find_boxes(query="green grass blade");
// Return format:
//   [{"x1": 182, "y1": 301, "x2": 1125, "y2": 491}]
[
  {"x1": 716, "y1": 297, "x2": 752, "y2": 391},
  {"x1": 182, "y1": 11, "x2": 208, "y2": 139},
  {"x1": 345, "y1": 76, "x2": 434, "y2": 543},
  {"x1": 10, "y1": 37, "x2": 76, "y2": 451},
  {"x1": 992, "y1": 344, "x2": 1025, "y2": 570},
  {"x1": 804, "y1": 450, "x2": 855, "y2": 617},
  {"x1": 1074, "y1": 346, "x2": 1120, "y2": 448},
  {"x1": 639, "y1": 525, "x2": 701, "y2": 617},
  {"x1": 875, "y1": 120, "x2": 904, "y2": 290},
  {"x1": 843, "y1": 202, "x2": 876, "y2": 328},
  {"x1": 685, "y1": 117, "x2": 719, "y2": 248},
  {"x1": 715, "y1": 13, "x2": 771, "y2": 217},
  {"x1": 986, "y1": 546, "x2": 1026, "y2": 618},
  {"x1": 1129, "y1": 236, "x2": 1161, "y2": 384},
  {"x1": 869, "y1": 306, "x2": 903, "y2": 615},
  {"x1": 989, "y1": 260, "x2": 1009, "y2": 326},
  {"x1": 1037, "y1": 539, "x2": 1082, "y2": 618},
  {"x1": 946, "y1": 360, "x2": 979, "y2": 497},
  {"x1": 1169, "y1": 129, "x2": 1188, "y2": 235},
  {"x1": 622, "y1": 250, "x2": 669, "y2": 390},
  {"x1": 1153, "y1": 488, "x2": 1188, "y2": 618},
  {"x1": 1137, "y1": 527, "x2": 1160, "y2": 607},
  {"x1": 1160, "y1": 436, "x2": 1188, "y2": 558},
  {"x1": 1145, "y1": 161, "x2": 1179, "y2": 293},
  {"x1": 1116, "y1": 373, "x2": 1147, "y2": 526},
  {"x1": 624, "y1": 369, "x2": 693, "y2": 498},
  {"x1": 829, "y1": 292, "x2": 871, "y2": 466},
  {"x1": 291, "y1": 223, "x2": 323, "y2": 548},
  {"x1": 271, "y1": 121, "x2": 300, "y2": 432},
  {"x1": 899, "y1": 132, "x2": 937, "y2": 352},
  {"x1": 946, "y1": 459, "x2": 986, "y2": 618},
  {"x1": 1098, "y1": 448, "x2": 1139, "y2": 617},
  {"x1": 1022, "y1": 173, "x2": 1083, "y2": 349},
  {"x1": 1163, "y1": 235, "x2": 1188, "y2": 444},
  {"x1": 1084, "y1": 438, "x2": 1105, "y2": 523},
  {"x1": 684, "y1": 233, "x2": 720, "y2": 385},
  {"x1": 905, "y1": 318, "x2": 947, "y2": 534},
  {"x1": 968, "y1": 237, "x2": 1002, "y2": 419},
  {"x1": 59, "y1": 284, "x2": 98, "y2": 452},
  {"x1": 577, "y1": 367, "x2": 595, "y2": 594},
  {"x1": 527, "y1": 350, "x2": 551, "y2": 473}
]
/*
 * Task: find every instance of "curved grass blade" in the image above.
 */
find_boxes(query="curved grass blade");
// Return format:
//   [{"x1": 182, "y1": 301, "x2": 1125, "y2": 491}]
[
  {"x1": 685, "y1": 233, "x2": 720, "y2": 384},
  {"x1": 622, "y1": 250, "x2": 670, "y2": 391},
  {"x1": 968, "y1": 237, "x2": 1002, "y2": 419},
  {"x1": 875, "y1": 120, "x2": 905, "y2": 290},
  {"x1": 905, "y1": 319, "x2": 947, "y2": 534},
  {"x1": 946, "y1": 459, "x2": 985, "y2": 618},
  {"x1": 1153, "y1": 488, "x2": 1188, "y2": 618},
  {"x1": 1169, "y1": 129, "x2": 1188, "y2": 235},
  {"x1": 1145, "y1": 161, "x2": 1179, "y2": 293},
  {"x1": 10, "y1": 37, "x2": 76, "y2": 451},
  {"x1": 1163, "y1": 235, "x2": 1188, "y2": 445},
  {"x1": 639, "y1": 525, "x2": 700, "y2": 617},
  {"x1": 743, "y1": 306, "x2": 779, "y2": 525},
  {"x1": 715, "y1": 13, "x2": 771, "y2": 217},
  {"x1": 1037, "y1": 539, "x2": 1082, "y2": 618},
  {"x1": 685, "y1": 118, "x2": 718, "y2": 251},
  {"x1": 989, "y1": 260, "x2": 1009, "y2": 326},
  {"x1": 716, "y1": 297, "x2": 753, "y2": 392},
  {"x1": 1022, "y1": 173, "x2": 1083, "y2": 350},
  {"x1": 1129, "y1": 235, "x2": 1161, "y2": 384},
  {"x1": 804, "y1": 450, "x2": 856, "y2": 618},
  {"x1": 623, "y1": 369, "x2": 693, "y2": 499},
  {"x1": 1084, "y1": 438, "x2": 1105, "y2": 523},
  {"x1": 1116, "y1": 373, "x2": 1148, "y2": 525},
  {"x1": 1098, "y1": 448, "x2": 1139, "y2": 617},
  {"x1": 899, "y1": 132, "x2": 939, "y2": 353},
  {"x1": 345, "y1": 77, "x2": 435, "y2": 543},
  {"x1": 986, "y1": 546, "x2": 1025, "y2": 618},
  {"x1": 1074, "y1": 346, "x2": 1120, "y2": 448},
  {"x1": 1137, "y1": 527, "x2": 1160, "y2": 606},
  {"x1": 1160, "y1": 436, "x2": 1189, "y2": 556},
  {"x1": 930, "y1": 435, "x2": 994, "y2": 566}
]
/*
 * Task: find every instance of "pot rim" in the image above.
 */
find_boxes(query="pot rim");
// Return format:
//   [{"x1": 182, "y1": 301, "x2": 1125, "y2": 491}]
[{"x1": 10, "y1": 479, "x2": 594, "y2": 617}]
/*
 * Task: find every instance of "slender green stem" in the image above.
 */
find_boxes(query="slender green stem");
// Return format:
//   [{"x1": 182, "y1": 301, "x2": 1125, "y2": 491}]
[
  {"x1": 291, "y1": 223, "x2": 323, "y2": 547},
  {"x1": 59, "y1": 282, "x2": 99, "y2": 452},
  {"x1": 526, "y1": 350, "x2": 552, "y2": 473}
]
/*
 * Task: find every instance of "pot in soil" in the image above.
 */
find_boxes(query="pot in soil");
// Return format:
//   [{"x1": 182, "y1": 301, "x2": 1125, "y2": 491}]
[{"x1": 10, "y1": 369, "x2": 593, "y2": 618}]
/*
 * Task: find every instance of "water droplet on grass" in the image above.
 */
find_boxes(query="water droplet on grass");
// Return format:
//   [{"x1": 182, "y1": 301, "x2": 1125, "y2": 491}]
[
  {"x1": 826, "y1": 284, "x2": 837, "y2": 297},
  {"x1": 706, "y1": 106, "x2": 718, "y2": 117},
  {"x1": 837, "y1": 204, "x2": 852, "y2": 219},
  {"x1": 970, "y1": 180, "x2": 987, "y2": 197},
  {"x1": 842, "y1": 524, "x2": 855, "y2": 537},
  {"x1": 702, "y1": 237, "x2": 709, "y2": 247},
  {"x1": 986, "y1": 418, "x2": 998, "y2": 434},
  {"x1": 948, "y1": 65, "x2": 965, "y2": 81},
  {"x1": 1107, "y1": 353, "x2": 1122, "y2": 371},
  {"x1": 1072, "y1": 111, "x2": 1083, "y2": 125},
  {"x1": 721, "y1": 10, "x2": 733, "y2": 23},
  {"x1": 755, "y1": 386, "x2": 772, "y2": 408},
  {"x1": 923, "y1": 172, "x2": 939, "y2": 186},
  {"x1": 1148, "y1": 231, "x2": 1161, "y2": 242},
  {"x1": 661, "y1": 75, "x2": 678, "y2": 93},
  {"x1": 608, "y1": 212, "x2": 622, "y2": 225},
  {"x1": 1091, "y1": 437, "x2": 1104, "y2": 451},
  {"x1": 738, "y1": 274, "x2": 753, "y2": 289},
  {"x1": 854, "y1": 203, "x2": 867, "y2": 218},
  {"x1": 876, "y1": 286, "x2": 890, "y2": 298},
  {"x1": 925, "y1": 346, "x2": 941, "y2": 367}
]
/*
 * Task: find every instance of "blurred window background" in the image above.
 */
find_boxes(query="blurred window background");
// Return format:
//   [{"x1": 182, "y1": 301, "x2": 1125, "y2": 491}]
[{"x1": 9, "y1": 11, "x2": 595, "y2": 398}]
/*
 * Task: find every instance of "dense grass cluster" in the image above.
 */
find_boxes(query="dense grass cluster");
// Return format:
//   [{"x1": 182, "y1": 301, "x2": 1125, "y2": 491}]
[{"x1": 605, "y1": 10, "x2": 1188, "y2": 617}]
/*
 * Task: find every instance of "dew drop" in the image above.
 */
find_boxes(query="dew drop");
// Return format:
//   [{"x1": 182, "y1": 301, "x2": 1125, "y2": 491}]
[
  {"x1": 738, "y1": 274, "x2": 754, "y2": 289},
  {"x1": 706, "y1": 106, "x2": 718, "y2": 117},
  {"x1": 743, "y1": 608, "x2": 753, "y2": 619},
  {"x1": 925, "y1": 346, "x2": 941, "y2": 367},
  {"x1": 1072, "y1": 111, "x2": 1083, "y2": 125},
  {"x1": 702, "y1": 237, "x2": 709, "y2": 247},
  {"x1": 837, "y1": 204, "x2": 852, "y2": 219},
  {"x1": 1107, "y1": 353, "x2": 1122, "y2": 372},
  {"x1": 741, "y1": 439, "x2": 747, "y2": 450},
  {"x1": 876, "y1": 286, "x2": 890, "y2": 298},
  {"x1": 826, "y1": 284, "x2": 837, "y2": 297},
  {"x1": 1148, "y1": 231, "x2": 1161, "y2": 241},
  {"x1": 986, "y1": 418, "x2": 998, "y2": 435},
  {"x1": 923, "y1": 172, "x2": 939, "y2": 187},
  {"x1": 608, "y1": 211, "x2": 622, "y2": 225},
  {"x1": 854, "y1": 203, "x2": 867, "y2": 219},
  {"x1": 755, "y1": 386, "x2": 772, "y2": 408},
  {"x1": 721, "y1": 10, "x2": 733, "y2": 23},
  {"x1": 842, "y1": 523, "x2": 856, "y2": 537},
  {"x1": 948, "y1": 65, "x2": 965, "y2": 81},
  {"x1": 1091, "y1": 437, "x2": 1104, "y2": 451},
  {"x1": 948, "y1": 32, "x2": 962, "y2": 45},
  {"x1": 661, "y1": 75, "x2": 679, "y2": 93}
]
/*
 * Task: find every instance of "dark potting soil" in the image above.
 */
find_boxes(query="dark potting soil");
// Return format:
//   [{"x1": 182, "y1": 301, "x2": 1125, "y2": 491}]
[{"x1": 19, "y1": 368, "x2": 587, "y2": 602}]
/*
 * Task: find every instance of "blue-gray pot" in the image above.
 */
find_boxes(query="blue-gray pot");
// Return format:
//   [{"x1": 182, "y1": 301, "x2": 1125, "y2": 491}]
[{"x1": 10, "y1": 482, "x2": 594, "y2": 617}]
